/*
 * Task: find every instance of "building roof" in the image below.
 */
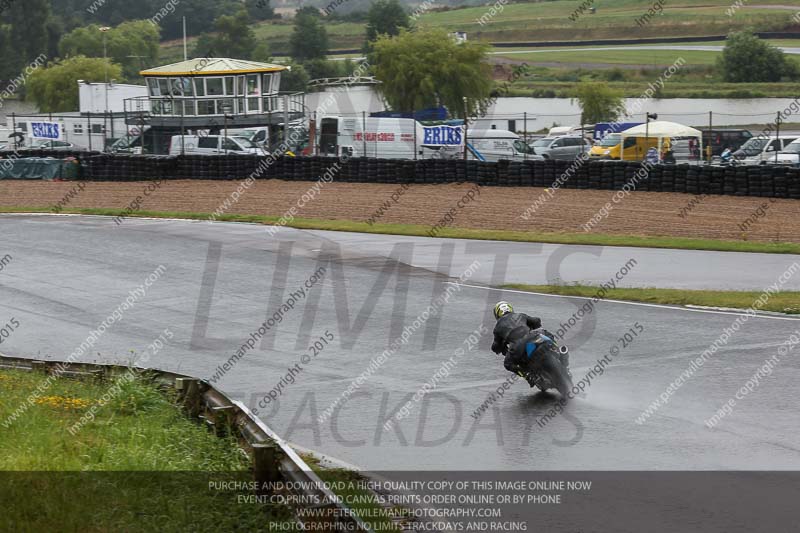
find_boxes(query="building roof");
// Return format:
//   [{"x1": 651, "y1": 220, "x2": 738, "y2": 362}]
[{"x1": 140, "y1": 58, "x2": 289, "y2": 77}]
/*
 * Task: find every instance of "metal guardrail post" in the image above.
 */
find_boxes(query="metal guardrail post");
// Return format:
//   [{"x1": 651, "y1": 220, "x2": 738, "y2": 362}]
[
  {"x1": 253, "y1": 442, "x2": 281, "y2": 488},
  {"x1": 175, "y1": 377, "x2": 202, "y2": 417},
  {"x1": 210, "y1": 405, "x2": 234, "y2": 436}
]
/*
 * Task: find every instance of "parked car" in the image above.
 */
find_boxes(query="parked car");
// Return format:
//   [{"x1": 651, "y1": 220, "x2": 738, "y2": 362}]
[
  {"x1": 29, "y1": 140, "x2": 78, "y2": 151},
  {"x1": 734, "y1": 136, "x2": 797, "y2": 165},
  {"x1": 774, "y1": 138, "x2": 800, "y2": 166},
  {"x1": 168, "y1": 135, "x2": 262, "y2": 156},
  {"x1": 700, "y1": 129, "x2": 753, "y2": 156},
  {"x1": 531, "y1": 135, "x2": 591, "y2": 160}
]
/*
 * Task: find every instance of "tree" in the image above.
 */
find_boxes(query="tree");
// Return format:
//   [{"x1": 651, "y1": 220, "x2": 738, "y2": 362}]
[
  {"x1": 245, "y1": 0, "x2": 275, "y2": 21},
  {"x1": 27, "y1": 56, "x2": 123, "y2": 112},
  {"x1": 365, "y1": 0, "x2": 409, "y2": 42},
  {"x1": 192, "y1": 9, "x2": 257, "y2": 60},
  {"x1": 280, "y1": 62, "x2": 310, "y2": 92},
  {"x1": 290, "y1": 8, "x2": 329, "y2": 62},
  {"x1": 717, "y1": 31, "x2": 799, "y2": 82},
  {"x1": 5, "y1": 0, "x2": 51, "y2": 75},
  {"x1": 364, "y1": 0, "x2": 409, "y2": 52},
  {"x1": 574, "y1": 82, "x2": 626, "y2": 124},
  {"x1": 58, "y1": 21, "x2": 159, "y2": 80},
  {"x1": 371, "y1": 29, "x2": 493, "y2": 117}
]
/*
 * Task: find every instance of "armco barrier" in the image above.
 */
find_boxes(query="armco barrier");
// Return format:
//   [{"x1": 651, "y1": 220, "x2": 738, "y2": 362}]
[
  {"x1": 0, "y1": 353, "x2": 372, "y2": 532},
  {"x1": 18, "y1": 151, "x2": 800, "y2": 199}
]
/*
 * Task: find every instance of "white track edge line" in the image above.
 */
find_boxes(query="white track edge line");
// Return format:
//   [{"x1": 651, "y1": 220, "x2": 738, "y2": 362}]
[{"x1": 448, "y1": 282, "x2": 800, "y2": 321}]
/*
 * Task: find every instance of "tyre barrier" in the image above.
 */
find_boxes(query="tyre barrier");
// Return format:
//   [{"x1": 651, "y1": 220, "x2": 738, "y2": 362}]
[{"x1": 20, "y1": 151, "x2": 800, "y2": 199}]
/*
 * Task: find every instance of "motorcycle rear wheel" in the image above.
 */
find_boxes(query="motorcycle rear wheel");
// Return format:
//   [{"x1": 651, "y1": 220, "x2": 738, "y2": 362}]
[{"x1": 541, "y1": 351, "x2": 574, "y2": 399}]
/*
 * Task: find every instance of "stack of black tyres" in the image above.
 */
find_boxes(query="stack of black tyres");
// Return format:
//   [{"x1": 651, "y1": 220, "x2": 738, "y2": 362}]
[
  {"x1": 598, "y1": 162, "x2": 613, "y2": 190},
  {"x1": 611, "y1": 163, "x2": 627, "y2": 190},
  {"x1": 787, "y1": 168, "x2": 800, "y2": 199},
  {"x1": 587, "y1": 161, "x2": 602, "y2": 189},
  {"x1": 573, "y1": 160, "x2": 590, "y2": 189},
  {"x1": 41, "y1": 153, "x2": 800, "y2": 200}
]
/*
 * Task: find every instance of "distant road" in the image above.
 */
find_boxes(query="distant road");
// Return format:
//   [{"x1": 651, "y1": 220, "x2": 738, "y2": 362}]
[
  {"x1": 309, "y1": 32, "x2": 800, "y2": 59},
  {"x1": 493, "y1": 45, "x2": 800, "y2": 56}
]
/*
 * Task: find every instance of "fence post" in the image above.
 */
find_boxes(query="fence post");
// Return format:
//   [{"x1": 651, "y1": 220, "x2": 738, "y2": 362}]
[
  {"x1": 413, "y1": 120, "x2": 417, "y2": 160},
  {"x1": 524, "y1": 112, "x2": 527, "y2": 161},
  {"x1": 463, "y1": 97, "x2": 468, "y2": 162},
  {"x1": 362, "y1": 111, "x2": 366, "y2": 157},
  {"x1": 283, "y1": 94, "x2": 289, "y2": 146},
  {"x1": 87, "y1": 112, "x2": 93, "y2": 152},
  {"x1": 707, "y1": 111, "x2": 713, "y2": 164}
]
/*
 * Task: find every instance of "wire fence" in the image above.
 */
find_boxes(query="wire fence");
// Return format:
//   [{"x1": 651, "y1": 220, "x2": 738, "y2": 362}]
[{"x1": 4, "y1": 107, "x2": 799, "y2": 161}]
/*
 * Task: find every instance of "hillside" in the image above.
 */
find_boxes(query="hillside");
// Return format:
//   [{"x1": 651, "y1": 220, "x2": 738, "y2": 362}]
[{"x1": 160, "y1": 0, "x2": 800, "y2": 59}]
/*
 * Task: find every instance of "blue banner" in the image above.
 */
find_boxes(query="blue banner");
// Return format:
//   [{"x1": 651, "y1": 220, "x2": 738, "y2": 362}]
[
  {"x1": 422, "y1": 125, "x2": 463, "y2": 146},
  {"x1": 30, "y1": 122, "x2": 62, "y2": 140},
  {"x1": 593, "y1": 122, "x2": 642, "y2": 141}
]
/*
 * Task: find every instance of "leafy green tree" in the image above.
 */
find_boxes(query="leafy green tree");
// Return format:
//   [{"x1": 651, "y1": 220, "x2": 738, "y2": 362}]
[
  {"x1": 371, "y1": 29, "x2": 493, "y2": 117},
  {"x1": 717, "y1": 31, "x2": 799, "y2": 82},
  {"x1": 0, "y1": 25, "x2": 13, "y2": 81},
  {"x1": 364, "y1": 0, "x2": 409, "y2": 52},
  {"x1": 290, "y1": 8, "x2": 329, "y2": 62},
  {"x1": 280, "y1": 62, "x2": 311, "y2": 92},
  {"x1": 192, "y1": 9, "x2": 257, "y2": 60},
  {"x1": 299, "y1": 58, "x2": 359, "y2": 82},
  {"x1": 48, "y1": 0, "x2": 241, "y2": 39},
  {"x1": 245, "y1": 0, "x2": 275, "y2": 21},
  {"x1": 574, "y1": 82, "x2": 626, "y2": 124},
  {"x1": 5, "y1": 0, "x2": 51, "y2": 75},
  {"x1": 365, "y1": 0, "x2": 409, "y2": 41},
  {"x1": 27, "y1": 56, "x2": 123, "y2": 112},
  {"x1": 58, "y1": 21, "x2": 159, "y2": 80}
]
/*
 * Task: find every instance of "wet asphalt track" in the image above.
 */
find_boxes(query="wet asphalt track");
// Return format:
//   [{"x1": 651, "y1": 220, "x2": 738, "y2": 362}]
[{"x1": 1, "y1": 214, "x2": 800, "y2": 471}]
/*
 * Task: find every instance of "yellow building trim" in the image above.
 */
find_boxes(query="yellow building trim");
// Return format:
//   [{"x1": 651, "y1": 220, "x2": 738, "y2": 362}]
[{"x1": 141, "y1": 68, "x2": 286, "y2": 77}]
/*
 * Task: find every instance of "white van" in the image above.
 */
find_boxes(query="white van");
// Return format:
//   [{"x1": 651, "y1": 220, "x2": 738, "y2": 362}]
[
  {"x1": 467, "y1": 129, "x2": 541, "y2": 162},
  {"x1": 318, "y1": 116, "x2": 425, "y2": 159},
  {"x1": 734, "y1": 135, "x2": 797, "y2": 165},
  {"x1": 228, "y1": 127, "x2": 271, "y2": 146},
  {"x1": 168, "y1": 135, "x2": 262, "y2": 156},
  {"x1": 548, "y1": 125, "x2": 580, "y2": 137}
]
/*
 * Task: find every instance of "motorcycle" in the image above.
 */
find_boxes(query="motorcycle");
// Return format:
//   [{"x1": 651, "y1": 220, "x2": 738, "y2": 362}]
[{"x1": 516, "y1": 330, "x2": 574, "y2": 398}]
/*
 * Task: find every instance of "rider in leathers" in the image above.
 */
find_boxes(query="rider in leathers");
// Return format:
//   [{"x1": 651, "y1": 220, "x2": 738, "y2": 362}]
[
  {"x1": 492, "y1": 302, "x2": 542, "y2": 374},
  {"x1": 491, "y1": 301, "x2": 545, "y2": 375}
]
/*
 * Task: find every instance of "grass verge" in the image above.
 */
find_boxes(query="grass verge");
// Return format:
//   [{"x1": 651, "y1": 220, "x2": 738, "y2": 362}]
[
  {"x1": 0, "y1": 368, "x2": 292, "y2": 531},
  {"x1": 503, "y1": 284, "x2": 800, "y2": 314},
  {"x1": 4, "y1": 206, "x2": 800, "y2": 255}
]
